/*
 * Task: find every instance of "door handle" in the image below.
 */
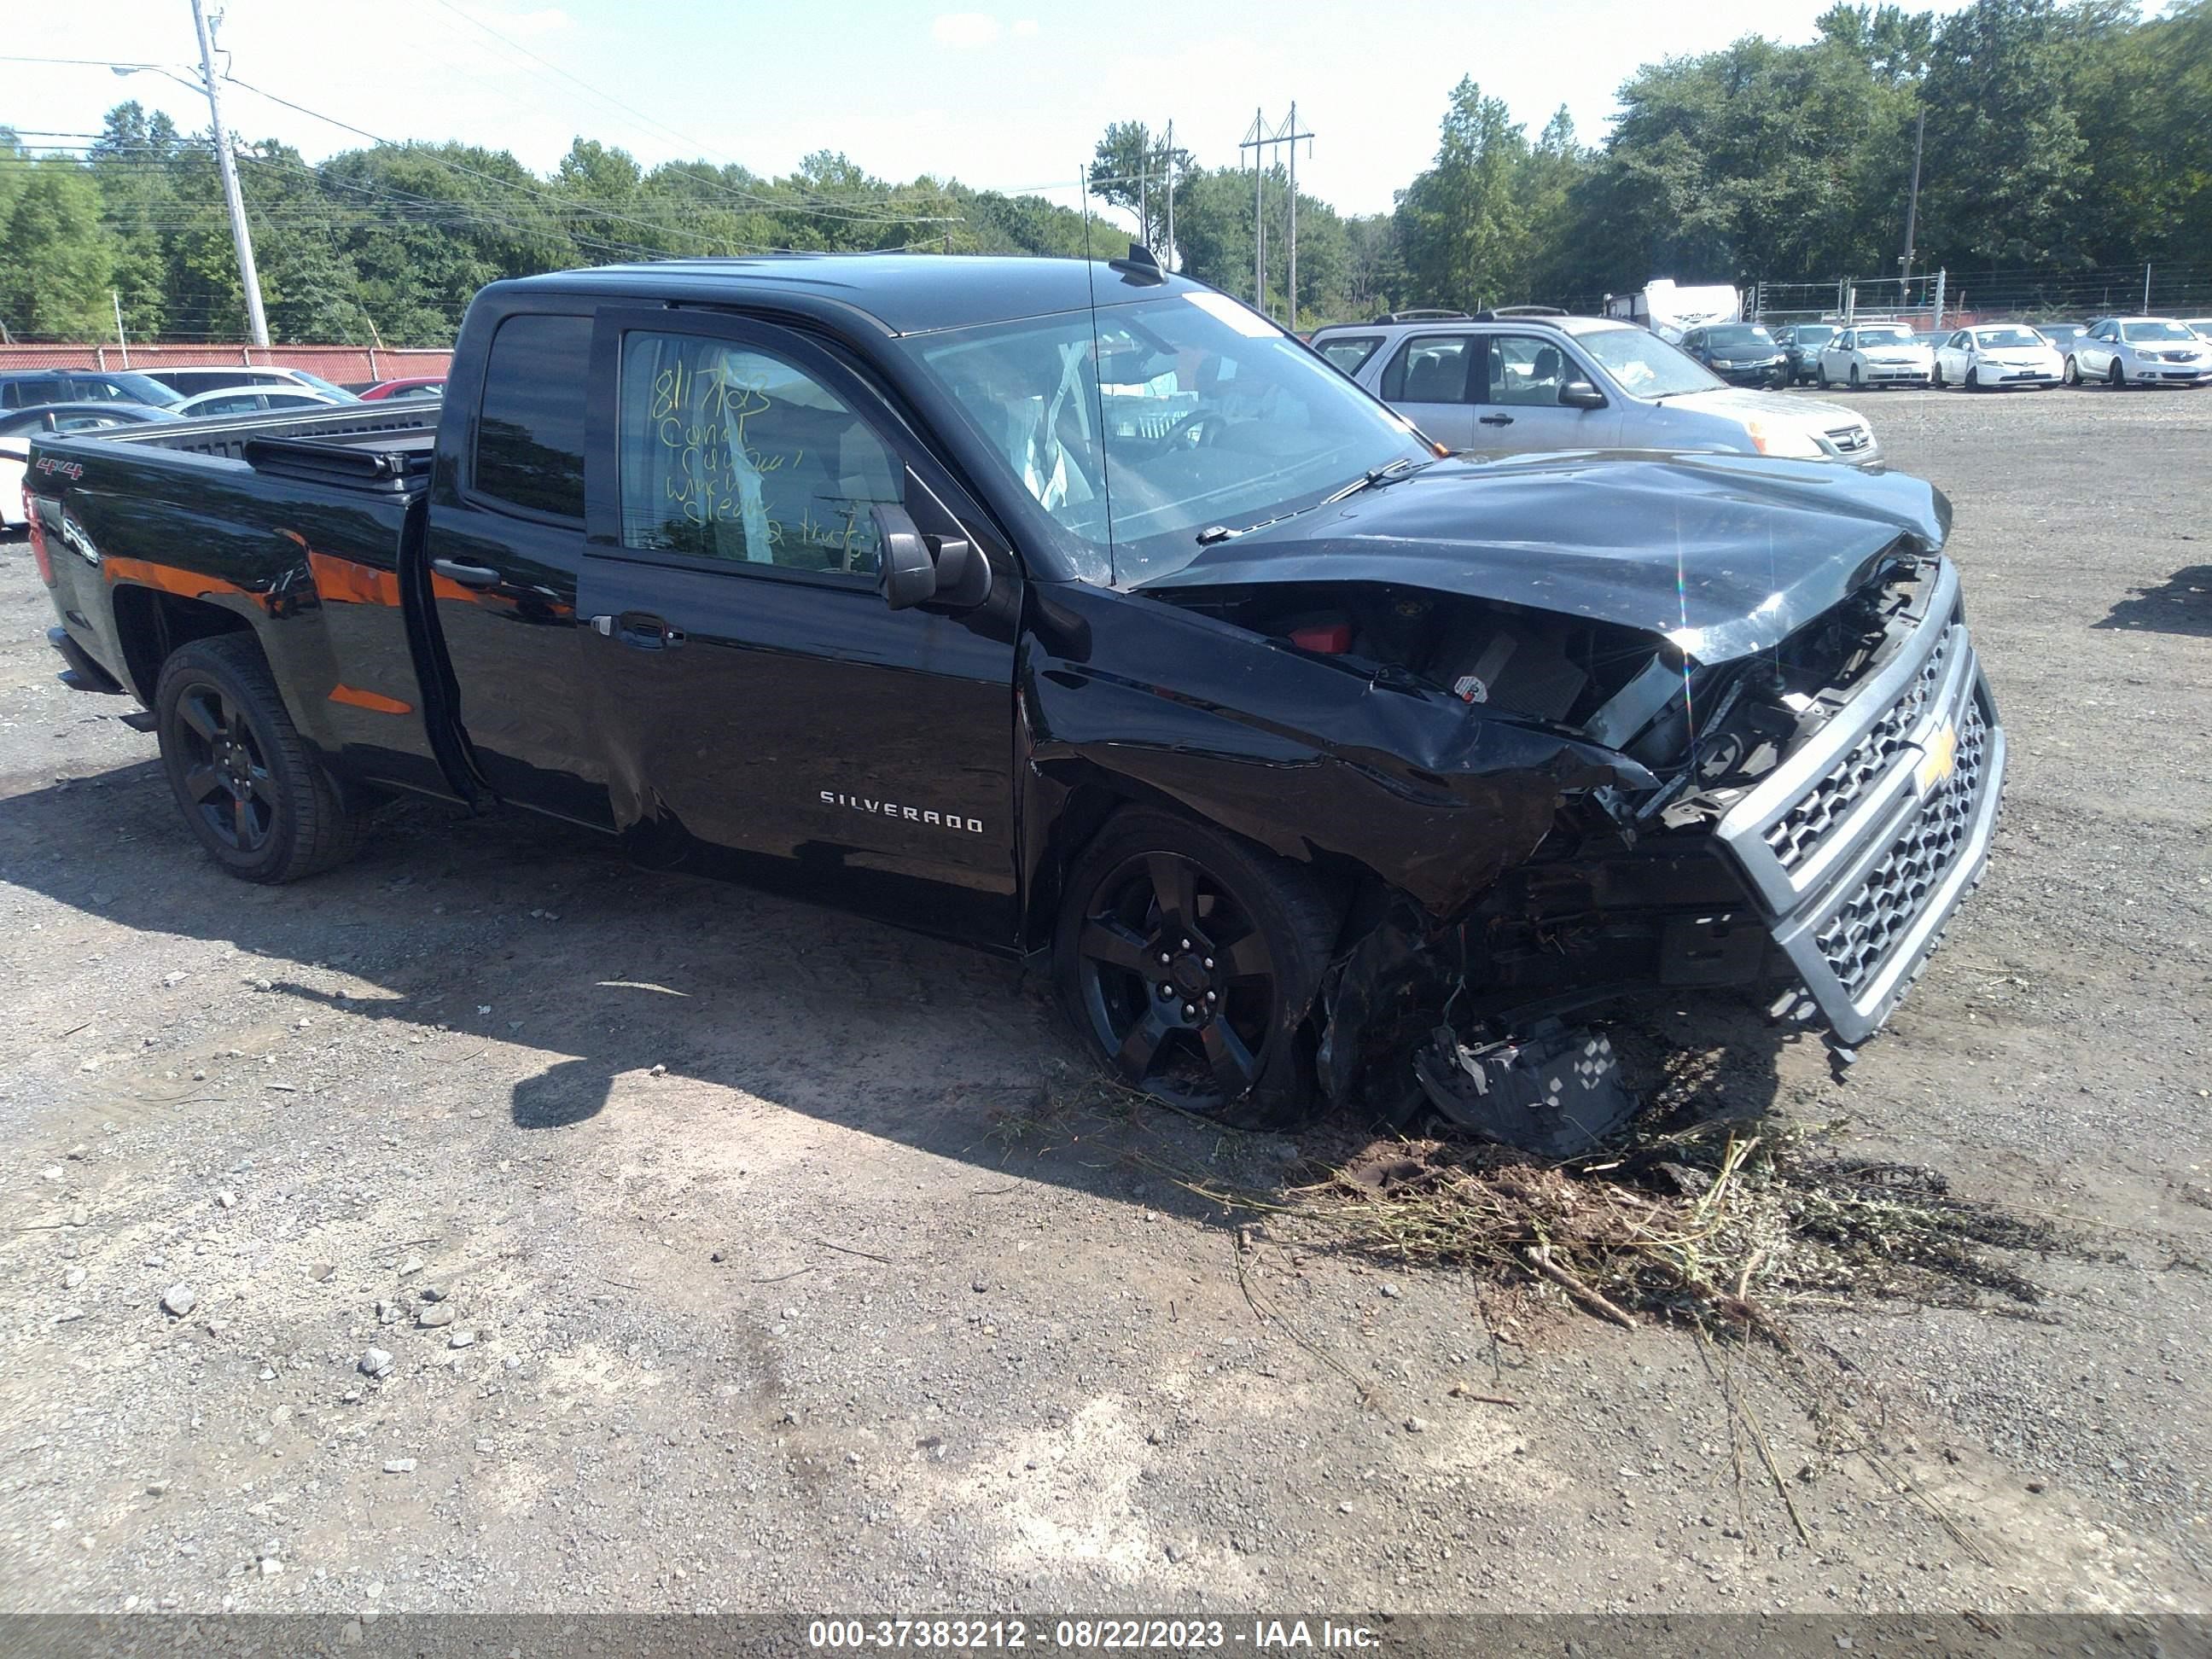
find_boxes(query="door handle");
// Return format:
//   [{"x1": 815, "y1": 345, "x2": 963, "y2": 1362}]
[
  {"x1": 431, "y1": 559, "x2": 502, "y2": 589},
  {"x1": 1478, "y1": 413, "x2": 1515, "y2": 427},
  {"x1": 595, "y1": 611, "x2": 684, "y2": 650}
]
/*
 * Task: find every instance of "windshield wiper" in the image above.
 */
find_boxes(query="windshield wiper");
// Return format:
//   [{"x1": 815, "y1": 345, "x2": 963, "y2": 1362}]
[
  {"x1": 1195, "y1": 458, "x2": 1434, "y2": 547},
  {"x1": 1324, "y1": 456, "x2": 1431, "y2": 504}
]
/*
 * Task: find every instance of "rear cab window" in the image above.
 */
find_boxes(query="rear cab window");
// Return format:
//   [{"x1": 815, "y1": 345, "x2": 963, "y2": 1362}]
[{"x1": 473, "y1": 313, "x2": 592, "y2": 520}]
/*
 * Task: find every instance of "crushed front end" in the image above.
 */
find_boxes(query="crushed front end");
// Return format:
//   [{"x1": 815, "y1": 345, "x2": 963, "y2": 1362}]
[{"x1": 1307, "y1": 550, "x2": 2006, "y2": 1116}]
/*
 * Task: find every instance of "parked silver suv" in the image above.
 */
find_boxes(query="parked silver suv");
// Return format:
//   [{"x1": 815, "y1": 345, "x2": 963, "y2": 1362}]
[{"x1": 1309, "y1": 310, "x2": 1879, "y2": 466}]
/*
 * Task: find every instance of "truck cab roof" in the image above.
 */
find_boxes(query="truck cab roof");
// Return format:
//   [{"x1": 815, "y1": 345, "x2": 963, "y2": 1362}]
[{"x1": 496, "y1": 253, "x2": 1197, "y2": 339}]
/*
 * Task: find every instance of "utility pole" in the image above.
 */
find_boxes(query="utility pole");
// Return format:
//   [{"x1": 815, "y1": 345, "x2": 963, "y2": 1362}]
[
  {"x1": 1161, "y1": 119, "x2": 1175, "y2": 273},
  {"x1": 1900, "y1": 106, "x2": 1925, "y2": 303},
  {"x1": 2143, "y1": 263, "x2": 2152, "y2": 311},
  {"x1": 189, "y1": 0, "x2": 269, "y2": 349},
  {"x1": 1248, "y1": 108, "x2": 1265, "y2": 311},
  {"x1": 112, "y1": 290, "x2": 130, "y2": 365},
  {"x1": 1239, "y1": 106, "x2": 1316, "y2": 325}
]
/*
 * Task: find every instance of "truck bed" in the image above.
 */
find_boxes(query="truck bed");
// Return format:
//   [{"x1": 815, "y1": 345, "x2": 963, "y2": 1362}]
[{"x1": 84, "y1": 400, "x2": 442, "y2": 493}]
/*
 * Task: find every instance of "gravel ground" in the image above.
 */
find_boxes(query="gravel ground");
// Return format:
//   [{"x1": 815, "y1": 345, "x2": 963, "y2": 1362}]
[{"x1": 0, "y1": 382, "x2": 2206, "y2": 1618}]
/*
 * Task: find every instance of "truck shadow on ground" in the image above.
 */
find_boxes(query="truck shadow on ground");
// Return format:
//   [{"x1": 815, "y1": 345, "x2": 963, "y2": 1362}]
[
  {"x1": 2094, "y1": 563, "x2": 2212, "y2": 637},
  {"x1": 2, "y1": 757, "x2": 1793, "y2": 1227}
]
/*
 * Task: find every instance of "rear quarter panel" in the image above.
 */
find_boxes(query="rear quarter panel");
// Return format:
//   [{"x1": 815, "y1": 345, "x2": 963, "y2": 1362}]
[{"x1": 28, "y1": 434, "x2": 444, "y2": 792}]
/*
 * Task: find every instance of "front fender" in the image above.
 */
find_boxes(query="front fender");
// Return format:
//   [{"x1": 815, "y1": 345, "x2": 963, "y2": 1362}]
[{"x1": 1016, "y1": 584, "x2": 1650, "y2": 928}]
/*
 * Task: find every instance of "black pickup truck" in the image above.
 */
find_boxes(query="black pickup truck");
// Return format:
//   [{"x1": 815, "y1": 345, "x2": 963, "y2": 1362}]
[{"x1": 24, "y1": 253, "x2": 2005, "y2": 1134}]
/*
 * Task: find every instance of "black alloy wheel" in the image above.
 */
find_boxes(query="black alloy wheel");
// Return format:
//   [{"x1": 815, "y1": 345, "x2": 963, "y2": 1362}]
[
  {"x1": 154, "y1": 634, "x2": 370, "y2": 882},
  {"x1": 173, "y1": 680, "x2": 277, "y2": 853},
  {"x1": 1056, "y1": 810, "x2": 1335, "y2": 1128}
]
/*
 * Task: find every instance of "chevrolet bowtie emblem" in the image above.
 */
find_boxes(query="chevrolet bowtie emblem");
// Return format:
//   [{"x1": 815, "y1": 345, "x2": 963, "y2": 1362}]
[{"x1": 1914, "y1": 723, "x2": 1959, "y2": 795}]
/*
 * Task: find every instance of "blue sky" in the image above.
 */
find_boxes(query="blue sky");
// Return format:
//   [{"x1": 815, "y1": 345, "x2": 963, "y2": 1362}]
[{"x1": 9, "y1": 0, "x2": 1972, "y2": 218}]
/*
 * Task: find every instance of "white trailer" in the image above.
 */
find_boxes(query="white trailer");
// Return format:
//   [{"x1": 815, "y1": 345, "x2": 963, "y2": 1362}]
[{"x1": 1603, "y1": 278, "x2": 1742, "y2": 343}]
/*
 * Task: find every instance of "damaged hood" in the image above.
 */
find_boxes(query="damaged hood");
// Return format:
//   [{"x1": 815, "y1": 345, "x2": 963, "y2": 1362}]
[{"x1": 1140, "y1": 451, "x2": 1951, "y2": 664}]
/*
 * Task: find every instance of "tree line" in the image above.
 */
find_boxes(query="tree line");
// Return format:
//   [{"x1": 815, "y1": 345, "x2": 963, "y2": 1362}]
[{"x1": 2, "y1": 0, "x2": 2205, "y2": 346}]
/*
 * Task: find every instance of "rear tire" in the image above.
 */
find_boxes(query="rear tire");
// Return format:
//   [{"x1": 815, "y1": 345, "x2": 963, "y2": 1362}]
[
  {"x1": 154, "y1": 635, "x2": 370, "y2": 883},
  {"x1": 1932, "y1": 363, "x2": 1946, "y2": 388},
  {"x1": 1054, "y1": 808, "x2": 1337, "y2": 1131}
]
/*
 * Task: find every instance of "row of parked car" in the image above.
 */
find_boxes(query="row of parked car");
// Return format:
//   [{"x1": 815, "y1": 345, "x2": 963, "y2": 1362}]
[
  {"x1": 1763, "y1": 316, "x2": 2212, "y2": 391},
  {"x1": 0, "y1": 364, "x2": 446, "y2": 529},
  {"x1": 1305, "y1": 305, "x2": 2212, "y2": 475}
]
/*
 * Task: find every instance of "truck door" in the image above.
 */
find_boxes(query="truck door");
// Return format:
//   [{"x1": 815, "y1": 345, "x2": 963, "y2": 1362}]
[
  {"x1": 573, "y1": 310, "x2": 1021, "y2": 948},
  {"x1": 423, "y1": 308, "x2": 615, "y2": 829}
]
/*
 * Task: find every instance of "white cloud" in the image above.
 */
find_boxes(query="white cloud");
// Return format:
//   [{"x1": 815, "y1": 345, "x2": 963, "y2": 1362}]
[
  {"x1": 931, "y1": 12, "x2": 1002, "y2": 47},
  {"x1": 1010, "y1": 18, "x2": 1039, "y2": 35}
]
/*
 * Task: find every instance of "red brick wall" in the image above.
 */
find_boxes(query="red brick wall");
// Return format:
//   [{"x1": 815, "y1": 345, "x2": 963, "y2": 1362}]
[{"x1": 0, "y1": 343, "x2": 451, "y2": 384}]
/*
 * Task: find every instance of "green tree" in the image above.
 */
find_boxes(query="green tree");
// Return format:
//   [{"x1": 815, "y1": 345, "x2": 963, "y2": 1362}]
[
  {"x1": 1395, "y1": 78, "x2": 1530, "y2": 311},
  {"x1": 0, "y1": 159, "x2": 114, "y2": 338},
  {"x1": 1089, "y1": 120, "x2": 1191, "y2": 255},
  {"x1": 1917, "y1": 0, "x2": 2084, "y2": 264}
]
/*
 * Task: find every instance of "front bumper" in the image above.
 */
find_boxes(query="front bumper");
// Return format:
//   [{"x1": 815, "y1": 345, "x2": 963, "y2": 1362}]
[
  {"x1": 1714, "y1": 363, "x2": 1787, "y2": 386},
  {"x1": 2126, "y1": 363, "x2": 2210, "y2": 384},
  {"x1": 1712, "y1": 560, "x2": 2005, "y2": 1045},
  {"x1": 1859, "y1": 363, "x2": 1933, "y2": 384}
]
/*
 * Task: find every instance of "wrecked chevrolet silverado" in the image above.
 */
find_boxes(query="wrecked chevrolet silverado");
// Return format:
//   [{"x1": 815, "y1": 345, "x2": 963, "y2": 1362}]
[{"x1": 24, "y1": 253, "x2": 2005, "y2": 1138}]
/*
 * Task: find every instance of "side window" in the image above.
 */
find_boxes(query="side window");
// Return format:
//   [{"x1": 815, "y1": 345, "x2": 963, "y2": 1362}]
[
  {"x1": 1484, "y1": 334, "x2": 1574, "y2": 406},
  {"x1": 616, "y1": 331, "x2": 900, "y2": 578},
  {"x1": 1315, "y1": 335, "x2": 1382, "y2": 376},
  {"x1": 1380, "y1": 335, "x2": 1473, "y2": 404},
  {"x1": 8, "y1": 377, "x2": 68, "y2": 409},
  {"x1": 474, "y1": 313, "x2": 591, "y2": 520}
]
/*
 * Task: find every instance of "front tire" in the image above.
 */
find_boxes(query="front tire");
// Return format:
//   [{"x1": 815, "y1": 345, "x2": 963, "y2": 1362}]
[
  {"x1": 2064, "y1": 355, "x2": 2081, "y2": 386},
  {"x1": 1054, "y1": 809, "x2": 1336, "y2": 1129},
  {"x1": 1848, "y1": 364, "x2": 1862, "y2": 388},
  {"x1": 154, "y1": 635, "x2": 370, "y2": 883},
  {"x1": 2109, "y1": 359, "x2": 2126, "y2": 388},
  {"x1": 1965, "y1": 366, "x2": 1980, "y2": 391}
]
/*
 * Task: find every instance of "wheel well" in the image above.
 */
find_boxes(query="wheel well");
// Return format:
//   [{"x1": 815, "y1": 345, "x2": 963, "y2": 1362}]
[
  {"x1": 1024, "y1": 781, "x2": 1369, "y2": 955},
  {"x1": 112, "y1": 587, "x2": 255, "y2": 704}
]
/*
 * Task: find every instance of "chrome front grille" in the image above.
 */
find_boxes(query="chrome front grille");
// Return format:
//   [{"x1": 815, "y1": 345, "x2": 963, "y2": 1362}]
[
  {"x1": 1825, "y1": 426, "x2": 1871, "y2": 455},
  {"x1": 1812, "y1": 694, "x2": 1990, "y2": 998},
  {"x1": 1712, "y1": 559, "x2": 2008, "y2": 1047},
  {"x1": 1763, "y1": 623, "x2": 1959, "y2": 871}
]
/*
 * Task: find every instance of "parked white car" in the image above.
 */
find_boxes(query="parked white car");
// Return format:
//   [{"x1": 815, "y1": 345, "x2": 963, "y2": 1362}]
[
  {"x1": 1816, "y1": 323, "x2": 1935, "y2": 389},
  {"x1": 2064, "y1": 317, "x2": 2212, "y2": 387},
  {"x1": 1931, "y1": 325, "x2": 2064, "y2": 391},
  {"x1": 2180, "y1": 317, "x2": 2212, "y2": 344},
  {"x1": 172, "y1": 387, "x2": 344, "y2": 419},
  {"x1": 147, "y1": 365, "x2": 360, "y2": 402}
]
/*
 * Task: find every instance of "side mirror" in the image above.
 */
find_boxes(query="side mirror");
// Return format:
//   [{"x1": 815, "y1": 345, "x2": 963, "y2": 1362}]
[
  {"x1": 873, "y1": 504, "x2": 936, "y2": 609},
  {"x1": 870, "y1": 502, "x2": 993, "y2": 611},
  {"x1": 1559, "y1": 379, "x2": 1609, "y2": 410}
]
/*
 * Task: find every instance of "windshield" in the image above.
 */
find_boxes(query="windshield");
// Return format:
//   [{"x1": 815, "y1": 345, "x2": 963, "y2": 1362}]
[
  {"x1": 2121, "y1": 321, "x2": 2196, "y2": 342},
  {"x1": 1706, "y1": 326, "x2": 1777, "y2": 352},
  {"x1": 286, "y1": 370, "x2": 360, "y2": 401},
  {"x1": 1855, "y1": 326, "x2": 1914, "y2": 346},
  {"x1": 905, "y1": 291, "x2": 1429, "y2": 587},
  {"x1": 1575, "y1": 328, "x2": 1722, "y2": 399},
  {"x1": 108, "y1": 372, "x2": 183, "y2": 407},
  {"x1": 1975, "y1": 328, "x2": 2045, "y2": 348}
]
